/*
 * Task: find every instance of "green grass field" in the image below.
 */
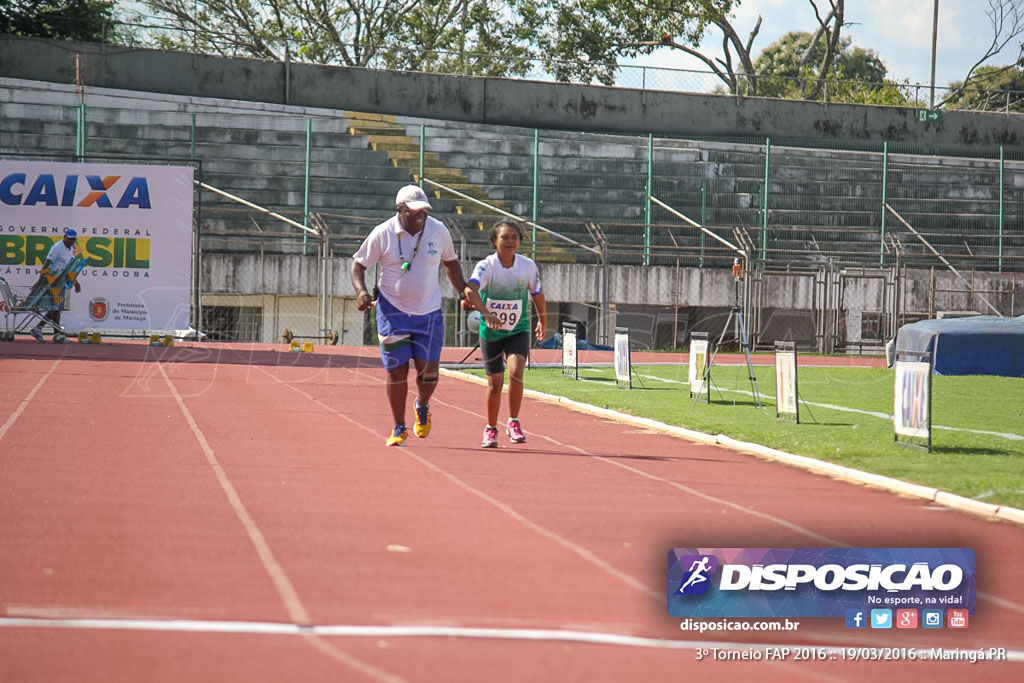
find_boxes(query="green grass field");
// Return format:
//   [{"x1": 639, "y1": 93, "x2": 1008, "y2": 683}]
[{"x1": 463, "y1": 363, "x2": 1024, "y2": 509}]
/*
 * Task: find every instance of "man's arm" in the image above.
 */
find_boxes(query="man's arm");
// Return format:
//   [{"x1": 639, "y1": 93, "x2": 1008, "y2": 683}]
[
  {"x1": 531, "y1": 291, "x2": 547, "y2": 342},
  {"x1": 442, "y1": 259, "x2": 468, "y2": 294},
  {"x1": 350, "y1": 260, "x2": 373, "y2": 311}
]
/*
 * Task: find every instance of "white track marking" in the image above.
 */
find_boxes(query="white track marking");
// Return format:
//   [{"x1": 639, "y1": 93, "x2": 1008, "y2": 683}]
[
  {"x1": 262, "y1": 364, "x2": 1024, "y2": 636},
  {"x1": 301, "y1": 632, "x2": 407, "y2": 683},
  {"x1": 253, "y1": 365, "x2": 662, "y2": 602},
  {"x1": 0, "y1": 360, "x2": 60, "y2": 443},
  {"x1": 158, "y1": 364, "x2": 404, "y2": 683},
  {"x1": 540, "y1": 432, "x2": 843, "y2": 546},
  {"x1": 537, "y1": 430, "x2": 1024, "y2": 613},
  {"x1": 1, "y1": 616, "x2": 1022, "y2": 661},
  {"x1": 158, "y1": 364, "x2": 311, "y2": 626},
  {"x1": 436, "y1": 370, "x2": 1024, "y2": 615},
  {"x1": 430, "y1": 395, "x2": 841, "y2": 546},
  {"x1": 402, "y1": 448, "x2": 661, "y2": 600}
]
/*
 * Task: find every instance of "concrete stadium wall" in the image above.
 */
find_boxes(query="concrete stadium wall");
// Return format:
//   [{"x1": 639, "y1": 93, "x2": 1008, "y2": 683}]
[
  {"x1": 204, "y1": 254, "x2": 1020, "y2": 313},
  {"x1": 2, "y1": 35, "x2": 1022, "y2": 151},
  {"x1": 201, "y1": 253, "x2": 1022, "y2": 345}
]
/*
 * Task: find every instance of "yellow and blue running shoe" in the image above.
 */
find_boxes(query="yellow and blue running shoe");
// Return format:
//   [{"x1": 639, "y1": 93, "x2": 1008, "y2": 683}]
[
  {"x1": 386, "y1": 424, "x2": 408, "y2": 447},
  {"x1": 413, "y1": 401, "x2": 431, "y2": 438}
]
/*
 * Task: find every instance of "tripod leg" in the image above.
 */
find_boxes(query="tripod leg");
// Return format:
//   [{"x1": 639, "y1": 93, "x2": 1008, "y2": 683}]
[
  {"x1": 459, "y1": 344, "x2": 479, "y2": 364},
  {"x1": 700, "y1": 308, "x2": 735, "y2": 405},
  {"x1": 735, "y1": 312, "x2": 762, "y2": 408}
]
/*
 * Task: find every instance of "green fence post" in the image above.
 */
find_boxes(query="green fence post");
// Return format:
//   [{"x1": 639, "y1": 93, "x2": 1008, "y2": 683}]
[
  {"x1": 999, "y1": 145, "x2": 1005, "y2": 272},
  {"x1": 645, "y1": 133, "x2": 653, "y2": 266},
  {"x1": 189, "y1": 112, "x2": 196, "y2": 162},
  {"x1": 419, "y1": 123, "x2": 425, "y2": 184},
  {"x1": 700, "y1": 180, "x2": 707, "y2": 267},
  {"x1": 761, "y1": 137, "x2": 770, "y2": 260},
  {"x1": 532, "y1": 128, "x2": 539, "y2": 260},
  {"x1": 881, "y1": 141, "x2": 888, "y2": 266},
  {"x1": 303, "y1": 117, "x2": 312, "y2": 255}
]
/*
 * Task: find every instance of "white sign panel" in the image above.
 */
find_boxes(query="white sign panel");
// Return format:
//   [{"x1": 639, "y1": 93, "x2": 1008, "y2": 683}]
[
  {"x1": 561, "y1": 323, "x2": 577, "y2": 378},
  {"x1": 688, "y1": 338, "x2": 708, "y2": 396},
  {"x1": 614, "y1": 328, "x2": 631, "y2": 388},
  {"x1": 894, "y1": 360, "x2": 931, "y2": 439},
  {"x1": 775, "y1": 348, "x2": 798, "y2": 418},
  {"x1": 0, "y1": 161, "x2": 193, "y2": 332}
]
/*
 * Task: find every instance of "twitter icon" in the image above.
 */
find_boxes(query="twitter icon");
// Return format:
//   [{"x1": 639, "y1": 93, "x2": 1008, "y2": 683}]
[{"x1": 870, "y1": 609, "x2": 892, "y2": 629}]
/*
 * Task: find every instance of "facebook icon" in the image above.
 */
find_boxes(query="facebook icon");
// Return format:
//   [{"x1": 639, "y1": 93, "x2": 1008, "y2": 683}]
[{"x1": 845, "y1": 609, "x2": 867, "y2": 629}]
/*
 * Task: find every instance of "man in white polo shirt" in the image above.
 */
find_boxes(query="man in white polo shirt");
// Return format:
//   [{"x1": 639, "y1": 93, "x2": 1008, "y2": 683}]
[
  {"x1": 350, "y1": 185, "x2": 481, "y2": 446},
  {"x1": 30, "y1": 228, "x2": 82, "y2": 342}
]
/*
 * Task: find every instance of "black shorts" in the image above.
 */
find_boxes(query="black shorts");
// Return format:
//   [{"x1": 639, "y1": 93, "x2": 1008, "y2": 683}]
[{"x1": 480, "y1": 331, "x2": 530, "y2": 375}]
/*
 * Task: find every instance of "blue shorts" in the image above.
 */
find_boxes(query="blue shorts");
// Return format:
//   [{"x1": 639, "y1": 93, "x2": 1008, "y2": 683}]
[{"x1": 375, "y1": 295, "x2": 445, "y2": 371}]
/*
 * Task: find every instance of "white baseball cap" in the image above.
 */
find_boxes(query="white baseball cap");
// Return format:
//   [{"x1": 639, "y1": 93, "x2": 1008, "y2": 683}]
[{"x1": 395, "y1": 184, "x2": 432, "y2": 211}]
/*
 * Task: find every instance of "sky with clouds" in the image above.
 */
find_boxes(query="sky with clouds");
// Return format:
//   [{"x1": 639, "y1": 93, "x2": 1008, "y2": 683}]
[{"x1": 625, "y1": 0, "x2": 1022, "y2": 92}]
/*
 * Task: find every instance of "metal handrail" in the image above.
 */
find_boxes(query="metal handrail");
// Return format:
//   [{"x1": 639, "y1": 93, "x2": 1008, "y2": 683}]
[{"x1": 421, "y1": 178, "x2": 601, "y2": 256}]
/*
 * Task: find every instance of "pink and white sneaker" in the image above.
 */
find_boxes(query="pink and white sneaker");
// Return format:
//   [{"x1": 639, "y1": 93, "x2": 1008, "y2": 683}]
[
  {"x1": 481, "y1": 426, "x2": 498, "y2": 448},
  {"x1": 506, "y1": 419, "x2": 526, "y2": 444}
]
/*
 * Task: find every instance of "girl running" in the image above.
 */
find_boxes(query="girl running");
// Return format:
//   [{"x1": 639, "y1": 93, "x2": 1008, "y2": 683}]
[{"x1": 465, "y1": 219, "x2": 546, "y2": 448}]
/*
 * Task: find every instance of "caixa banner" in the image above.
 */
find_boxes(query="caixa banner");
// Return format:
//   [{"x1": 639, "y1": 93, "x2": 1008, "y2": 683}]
[
  {"x1": 0, "y1": 161, "x2": 193, "y2": 332},
  {"x1": 667, "y1": 548, "x2": 975, "y2": 618}
]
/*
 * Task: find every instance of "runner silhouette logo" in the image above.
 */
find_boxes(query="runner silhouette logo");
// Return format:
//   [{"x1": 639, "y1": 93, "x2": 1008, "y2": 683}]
[{"x1": 677, "y1": 555, "x2": 718, "y2": 596}]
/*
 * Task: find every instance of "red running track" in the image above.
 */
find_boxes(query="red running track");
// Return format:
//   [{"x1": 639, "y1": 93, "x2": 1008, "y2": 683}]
[{"x1": 0, "y1": 340, "x2": 1021, "y2": 682}]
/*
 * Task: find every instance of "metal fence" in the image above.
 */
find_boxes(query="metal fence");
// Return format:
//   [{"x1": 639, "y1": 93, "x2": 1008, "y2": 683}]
[{"x1": 2, "y1": 85, "x2": 1022, "y2": 350}]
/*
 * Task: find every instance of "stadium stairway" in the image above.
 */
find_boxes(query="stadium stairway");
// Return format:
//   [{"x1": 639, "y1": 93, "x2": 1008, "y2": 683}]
[{"x1": 343, "y1": 111, "x2": 572, "y2": 262}]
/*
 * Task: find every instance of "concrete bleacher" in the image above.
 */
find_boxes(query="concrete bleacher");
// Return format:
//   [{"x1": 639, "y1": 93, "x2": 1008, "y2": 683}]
[{"x1": 2, "y1": 80, "x2": 1021, "y2": 272}]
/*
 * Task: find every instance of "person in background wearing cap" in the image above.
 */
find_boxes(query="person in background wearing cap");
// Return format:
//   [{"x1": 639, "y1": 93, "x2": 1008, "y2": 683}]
[
  {"x1": 350, "y1": 185, "x2": 483, "y2": 447},
  {"x1": 30, "y1": 228, "x2": 82, "y2": 342}
]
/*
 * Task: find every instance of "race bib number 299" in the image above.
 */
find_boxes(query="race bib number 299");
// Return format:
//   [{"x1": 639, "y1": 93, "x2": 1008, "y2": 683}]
[{"x1": 485, "y1": 299, "x2": 522, "y2": 331}]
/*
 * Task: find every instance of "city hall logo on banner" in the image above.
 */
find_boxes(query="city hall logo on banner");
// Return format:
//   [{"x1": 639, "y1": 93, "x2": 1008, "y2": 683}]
[
  {"x1": 0, "y1": 173, "x2": 151, "y2": 209},
  {"x1": 89, "y1": 297, "x2": 109, "y2": 322},
  {"x1": 667, "y1": 548, "x2": 976, "y2": 619}
]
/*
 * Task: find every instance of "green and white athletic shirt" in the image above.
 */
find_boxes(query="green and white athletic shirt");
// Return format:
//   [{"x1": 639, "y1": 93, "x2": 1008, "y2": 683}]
[{"x1": 468, "y1": 253, "x2": 542, "y2": 342}]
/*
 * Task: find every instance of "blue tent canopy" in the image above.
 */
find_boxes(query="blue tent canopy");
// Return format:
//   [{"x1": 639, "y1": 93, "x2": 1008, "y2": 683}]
[{"x1": 893, "y1": 315, "x2": 1024, "y2": 377}]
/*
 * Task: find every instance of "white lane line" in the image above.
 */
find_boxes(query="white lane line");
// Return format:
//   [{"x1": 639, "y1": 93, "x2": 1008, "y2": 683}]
[
  {"x1": 538, "y1": 432, "x2": 843, "y2": 546},
  {"x1": 2, "y1": 616, "x2": 1022, "y2": 661},
  {"x1": 158, "y1": 364, "x2": 404, "y2": 683},
  {"x1": 301, "y1": 632, "x2": 407, "y2": 683},
  {"x1": 439, "y1": 369, "x2": 1024, "y2": 615},
  {"x1": 402, "y1": 448, "x2": 661, "y2": 601},
  {"x1": 428, "y1": 385, "x2": 841, "y2": 546},
  {"x1": 634, "y1": 372, "x2": 1024, "y2": 442},
  {"x1": 0, "y1": 360, "x2": 61, "y2": 443},
  {"x1": 158, "y1": 363, "x2": 311, "y2": 627},
  {"x1": 253, "y1": 365, "x2": 660, "y2": 603}
]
